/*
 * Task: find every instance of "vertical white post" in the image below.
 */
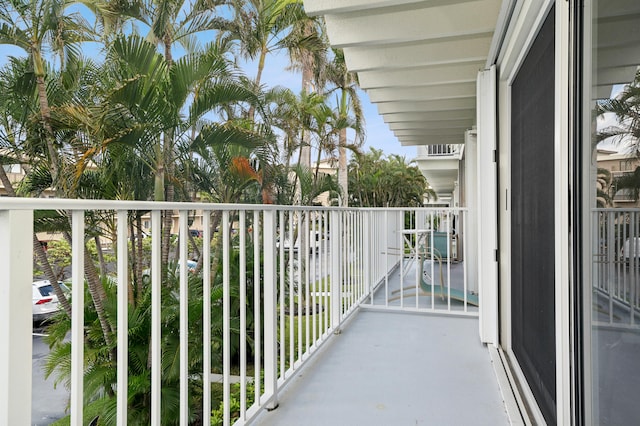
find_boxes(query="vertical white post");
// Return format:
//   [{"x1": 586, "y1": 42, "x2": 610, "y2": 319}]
[
  {"x1": 288, "y1": 213, "x2": 294, "y2": 368},
  {"x1": 477, "y1": 66, "x2": 499, "y2": 345},
  {"x1": 330, "y1": 211, "x2": 342, "y2": 332},
  {"x1": 365, "y1": 212, "x2": 371, "y2": 303},
  {"x1": 179, "y1": 211, "x2": 189, "y2": 425},
  {"x1": 555, "y1": 3, "x2": 572, "y2": 423},
  {"x1": 304, "y1": 213, "x2": 310, "y2": 352},
  {"x1": 202, "y1": 212, "x2": 211, "y2": 425},
  {"x1": 465, "y1": 130, "x2": 479, "y2": 295},
  {"x1": 222, "y1": 211, "x2": 230, "y2": 426},
  {"x1": 71, "y1": 210, "x2": 85, "y2": 426},
  {"x1": 384, "y1": 210, "x2": 389, "y2": 307},
  {"x1": 263, "y1": 210, "x2": 278, "y2": 409},
  {"x1": 116, "y1": 210, "x2": 128, "y2": 425},
  {"x1": 151, "y1": 210, "x2": 161, "y2": 426},
  {"x1": 239, "y1": 211, "x2": 247, "y2": 420},
  {"x1": 0, "y1": 210, "x2": 33, "y2": 426},
  {"x1": 278, "y1": 211, "x2": 285, "y2": 378},
  {"x1": 253, "y1": 211, "x2": 261, "y2": 405}
]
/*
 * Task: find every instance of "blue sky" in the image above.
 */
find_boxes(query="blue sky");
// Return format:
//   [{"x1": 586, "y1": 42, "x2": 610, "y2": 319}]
[
  {"x1": 0, "y1": 4, "x2": 416, "y2": 161},
  {"x1": 247, "y1": 50, "x2": 416, "y2": 160}
]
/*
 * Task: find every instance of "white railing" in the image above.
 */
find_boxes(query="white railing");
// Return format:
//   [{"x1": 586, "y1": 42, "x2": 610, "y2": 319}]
[
  {"x1": 424, "y1": 144, "x2": 463, "y2": 158},
  {"x1": 0, "y1": 199, "x2": 471, "y2": 426},
  {"x1": 365, "y1": 208, "x2": 476, "y2": 315},
  {"x1": 593, "y1": 208, "x2": 640, "y2": 327}
]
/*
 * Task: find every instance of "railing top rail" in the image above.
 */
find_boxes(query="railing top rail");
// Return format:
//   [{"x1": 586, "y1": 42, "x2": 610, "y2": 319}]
[
  {"x1": 592, "y1": 208, "x2": 640, "y2": 213},
  {"x1": 0, "y1": 197, "x2": 468, "y2": 213}
]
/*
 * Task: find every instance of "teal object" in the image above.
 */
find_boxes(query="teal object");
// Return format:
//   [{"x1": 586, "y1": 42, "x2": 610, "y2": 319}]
[
  {"x1": 425, "y1": 231, "x2": 450, "y2": 259},
  {"x1": 417, "y1": 282, "x2": 479, "y2": 306}
]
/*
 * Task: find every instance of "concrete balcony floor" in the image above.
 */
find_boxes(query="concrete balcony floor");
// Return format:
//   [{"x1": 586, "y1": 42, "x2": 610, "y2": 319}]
[{"x1": 252, "y1": 310, "x2": 510, "y2": 426}]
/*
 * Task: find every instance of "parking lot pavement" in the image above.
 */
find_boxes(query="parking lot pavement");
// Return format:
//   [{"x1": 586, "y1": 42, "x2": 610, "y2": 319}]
[{"x1": 32, "y1": 328, "x2": 69, "y2": 425}]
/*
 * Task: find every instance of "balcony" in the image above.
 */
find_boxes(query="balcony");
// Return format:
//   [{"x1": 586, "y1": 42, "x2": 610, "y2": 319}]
[
  {"x1": 1, "y1": 199, "x2": 512, "y2": 425},
  {"x1": 414, "y1": 145, "x2": 465, "y2": 205},
  {"x1": 419, "y1": 144, "x2": 465, "y2": 160}
]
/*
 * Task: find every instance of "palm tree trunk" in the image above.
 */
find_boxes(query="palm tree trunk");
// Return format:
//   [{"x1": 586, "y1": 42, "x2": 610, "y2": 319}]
[
  {"x1": 248, "y1": 46, "x2": 268, "y2": 121},
  {"x1": 161, "y1": 37, "x2": 175, "y2": 272},
  {"x1": 35, "y1": 73, "x2": 60, "y2": 189},
  {"x1": 299, "y1": 22, "x2": 315, "y2": 169},
  {"x1": 33, "y1": 234, "x2": 72, "y2": 316},
  {"x1": 135, "y1": 215, "x2": 145, "y2": 302},
  {"x1": 0, "y1": 166, "x2": 72, "y2": 316},
  {"x1": 338, "y1": 129, "x2": 348, "y2": 206},
  {"x1": 193, "y1": 211, "x2": 221, "y2": 276},
  {"x1": 94, "y1": 235, "x2": 107, "y2": 277},
  {"x1": 64, "y1": 231, "x2": 113, "y2": 347}
]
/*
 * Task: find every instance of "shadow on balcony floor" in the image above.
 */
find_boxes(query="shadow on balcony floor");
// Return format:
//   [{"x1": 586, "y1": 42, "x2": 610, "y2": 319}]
[{"x1": 251, "y1": 311, "x2": 509, "y2": 426}]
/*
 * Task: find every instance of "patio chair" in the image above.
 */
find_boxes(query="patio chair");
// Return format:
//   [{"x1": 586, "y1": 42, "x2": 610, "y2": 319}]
[{"x1": 390, "y1": 246, "x2": 479, "y2": 306}]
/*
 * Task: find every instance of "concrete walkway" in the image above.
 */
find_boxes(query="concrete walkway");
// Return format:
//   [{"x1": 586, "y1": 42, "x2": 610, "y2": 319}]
[{"x1": 251, "y1": 311, "x2": 509, "y2": 426}]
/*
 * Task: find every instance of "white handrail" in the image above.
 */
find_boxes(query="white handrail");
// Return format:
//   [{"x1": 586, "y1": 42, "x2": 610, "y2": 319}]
[{"x1": 0, "y1": 201, "x2": 471, "y2": 425}]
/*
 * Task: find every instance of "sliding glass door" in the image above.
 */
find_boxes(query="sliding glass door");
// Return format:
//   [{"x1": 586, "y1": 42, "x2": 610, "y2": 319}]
[
  {"x1": 582, "y1": 1, "x2": 640, "y2": 423},
  {"x1": 511, "y1": 7, "x2": 557, "y2": 425}
]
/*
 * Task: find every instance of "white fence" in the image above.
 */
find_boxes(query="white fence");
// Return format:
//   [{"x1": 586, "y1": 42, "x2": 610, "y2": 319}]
[
  {"x1": 0, "y1": 199, "x2": 471, "y2": 426},
  {"x1": 593, "y1": 208, "x2": 640, "y2": 327}
]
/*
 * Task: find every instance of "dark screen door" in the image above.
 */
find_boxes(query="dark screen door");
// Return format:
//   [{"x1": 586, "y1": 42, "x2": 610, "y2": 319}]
[{"x1": 511, "y1": 7, "x2": 556, "y2": 425}]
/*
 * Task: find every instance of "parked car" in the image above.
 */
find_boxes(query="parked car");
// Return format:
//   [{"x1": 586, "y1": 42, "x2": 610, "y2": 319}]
[
  {"x1": 277, "y1": 231, "x2": 323, "y2": 254},
  {"x1": 142, "y1": 259, "x2": 198, "y2": 283},
  {"x1": 619, "y1": 237, "x2": 640, "y2": 262},
  {"x1": 32, "y1": 280, "x2": 69, "y2": 323}
]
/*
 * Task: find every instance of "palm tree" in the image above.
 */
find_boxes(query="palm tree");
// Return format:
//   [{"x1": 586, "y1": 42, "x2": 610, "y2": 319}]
[
  {"x1": 596, "y1": 69, "x2": 640, "y2": 156},
  {"x1": 16, "y1": 55, "x2": 121, "y2": 342},
  {"x1": 282, "y1": 10, "x2": 328, "y2": 167},
  {"x1": 324, "y1": 48, "x2": 364, "y2": 206},
  {"x1": 96, "y1": 0, "x2": 230, "y2": 266},
  {"x1": 613, "y1": 166, "x2": 640, "y2": 202},
  {"x1": 226, "y1": 0, "x2": 305, "y2": 91},
  {"x1": 224, "y1": 0, "x2": 307, "y2": 127},
  {"x1": 348, "y1": 148, "x2": 430, "y2": 207},
  {"x1": 0, "y1": 56, "x2": 78, "y2": 315},
  {"x1": 596, "y1": 167, "x2": 613, "y2": 207},
  {"x1": 0, "y1": 0, "x2": 93, "y2": 191}
]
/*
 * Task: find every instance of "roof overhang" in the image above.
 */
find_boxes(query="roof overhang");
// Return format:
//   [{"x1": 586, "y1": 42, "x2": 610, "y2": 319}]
[{"x1": 304, "y1": 0, "x2": 506, "y2": 147}]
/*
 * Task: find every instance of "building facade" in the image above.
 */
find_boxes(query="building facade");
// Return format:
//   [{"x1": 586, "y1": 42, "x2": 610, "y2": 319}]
[{"x1": 304, "y1": 0, "x2": 640, "y2": 424}]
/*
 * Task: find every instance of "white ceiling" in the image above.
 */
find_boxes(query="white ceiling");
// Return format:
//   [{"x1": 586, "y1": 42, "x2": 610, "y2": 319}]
[
  {"x1": 304, "y1": 0, "x2": 504, "y2": 147},
  {"x1": 595, "y1": 0, "x2": 640, "y2": 98}
]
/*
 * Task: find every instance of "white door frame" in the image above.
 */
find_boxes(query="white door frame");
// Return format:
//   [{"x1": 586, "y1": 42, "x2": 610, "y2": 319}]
[{"x1": 494, "y1": 0, "x2": 572, "y2": 424}]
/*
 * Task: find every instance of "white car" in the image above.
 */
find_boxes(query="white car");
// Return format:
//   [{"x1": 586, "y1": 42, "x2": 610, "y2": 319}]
[
  {"x1": 620, "y1": 237, "x2": 640, "y2": 262},
  {"x1": 277, "y1": 231, "x2": 323, "y2": 254},
  {"x1": 32, "y1": 280, "x2": 69, "y2": 323},
  {"x1": 142, "y1": 259, "x2": 198, "y2": 283}
]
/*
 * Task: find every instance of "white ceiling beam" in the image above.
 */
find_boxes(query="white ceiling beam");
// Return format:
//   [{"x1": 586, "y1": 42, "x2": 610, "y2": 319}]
[
  {"x1": 343, "y1": 37, "x2": 492, "y2": 72},
  {"x1": 596, "y1": 65, "x2": 638, "y2": 86},
  {"x1": 597, "y1": 45, "x2": 640, "y2": 71},
  {"x1": 376, "y1": 98, "x2": 476, "y2": 114},
  {"x1": 303, "y1": 0, "x2": 480, "y2": 16},
  {"x1": 357, "y1": 63, "x2": 482, "y2": 89},
  {"x1": 394, "y1": 128, "x2": 465, "y2": 137},
  {"x1": 303, "y1": 0, "x2": 437, "y2": 15},
  {"x1": 323, "y1": 0, "x2": 501, "y2": 48},
  {"x1": 382, "y1": 110, "x2": 476, "y2": 123},
  {"x1": 597, "y1": 0, "x2": 640, "y2": 18},
  {"x1": 367, "y1": 82, "x2": 476, "y2": 103},
  {"x1": 596, "y1": 17, "x2": 640, "y2": 48},
  {"x1": 388, "y1": 120, "x2": 472, "y2": 131}
]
